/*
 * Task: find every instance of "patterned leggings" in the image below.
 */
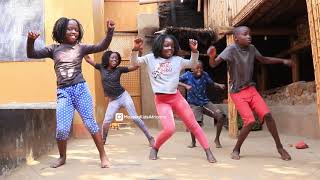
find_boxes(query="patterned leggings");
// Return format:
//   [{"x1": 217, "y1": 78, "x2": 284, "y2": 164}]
[{"x1": 56, "y1": 82, "x2": 99, "y2": 140}]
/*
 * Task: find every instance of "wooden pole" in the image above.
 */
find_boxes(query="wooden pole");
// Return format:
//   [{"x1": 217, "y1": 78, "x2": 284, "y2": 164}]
[
  {"x1": 306, "y1": 0, "x2": 320, "y2": 127},
  {"x1": 170, "y1": 1, "x2": 176, "y2": 26},
  {"x1": 197, "y1": 0, "x2": 201, "y2": 12},
  {"x1": 226, "y1": 34, "x2": 238, "y2": 138},
  {"x1": 204, "y1": 0, "x2": 208, "y2": 27},
  {"x1": 291, "y1": 53, "x2": 300, "y2": 82}
]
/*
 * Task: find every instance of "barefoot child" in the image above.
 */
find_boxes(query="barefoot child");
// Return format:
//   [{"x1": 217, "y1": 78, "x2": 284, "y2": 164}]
[
  {"x1": 27, "y1": 17, "x2": 115, "y2": 168},
  {"x1": 130, "y1": 34, "x2": 216, "y2": 163},
  {"x1": 84, "y1": 52, "x2": 154, "y2": 146},
  {"x1": 179, "y1": 61, "x2": 227, "y2": 148},
  {"x1": 208, "y1": 26, "x2": 291, "y2": 161}
]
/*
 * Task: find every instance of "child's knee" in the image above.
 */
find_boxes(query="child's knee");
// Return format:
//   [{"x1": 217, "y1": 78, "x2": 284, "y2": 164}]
[
  {"x1": 215, "y1": 113, "x2": 225, "y2": 123},
  {"x1": 164, "y1": 126, "x2": 175, "y2": 136},
  {"x1": 56, "y1": 128, "x2": 70, "y2": 140},
  {"x1": 84, "y1": 119, "x2": 99, "y2": 134},
  {"x1": 243, "y1": 119, "x2": 256, "y2": 128},
  {"x1": 263, "y1": 113, "x2": 273, "y2": 121}
]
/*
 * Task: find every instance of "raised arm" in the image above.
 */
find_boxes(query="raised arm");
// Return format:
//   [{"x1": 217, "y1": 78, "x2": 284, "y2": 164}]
[
  {"x1": 130, "y1": 38, "x2": 148, "y2": 66},
  {"x1": 181, "y1": 39, "x2": 200, "y2": 69},
  {"x1": 84, "y1": 55, "x2": 96, "y2": 67},
  {"x1": 207, "y1": 46, "x2": 223, "y2": 68},
  {"x1": 27, "y1": 31, "x2": 51, "y2": 59},
  {"x1": 255, "y1": 55, "x2": 292, "y2": 66},
  {"x1": 83, "y1": 20, "x2": 115, "y2": 54}
]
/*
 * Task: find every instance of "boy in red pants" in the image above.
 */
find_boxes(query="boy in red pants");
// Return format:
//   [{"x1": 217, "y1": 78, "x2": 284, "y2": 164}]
[{"x1": 208, "y1": 26, "x2": 291, "y2": 161}]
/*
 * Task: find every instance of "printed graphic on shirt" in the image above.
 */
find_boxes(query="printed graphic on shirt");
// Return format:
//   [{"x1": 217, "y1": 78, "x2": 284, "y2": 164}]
[
  {"x1": 151, "y1": 62, "x2": 172, "y2": 79},
  {"x1": 59, "y1": 68, "x2": 75, "y2": 78}
]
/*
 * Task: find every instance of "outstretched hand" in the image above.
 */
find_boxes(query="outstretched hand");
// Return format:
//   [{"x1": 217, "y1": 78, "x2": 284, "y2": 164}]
[
  {"x1": 189, "y1": 39, "x2": 198, "y2": 53},
  {"x1": 107, "y1": 20, "x2": 115, "y2": 32},
  {"x1": 283, "y1": 59, "x2": 292, "y2": 67},
  {"x1": 185, "y1": 84, "x2": 192, "y2": 91},
  {"x1": 133, "y1": 38, "x2": 143, "y2": 51},
  {"x1": 27, "y1": 31, "x2": 40, "y2": 41},
  {"x1": 219, "y1": 84, "x2": 226, "y2": 90},
  {"x1": 207, "y1": 46, "x2": 216, "y2": 59},
  {"x1": 84, "y1": 55, "x2": 92, "y2": 61}
]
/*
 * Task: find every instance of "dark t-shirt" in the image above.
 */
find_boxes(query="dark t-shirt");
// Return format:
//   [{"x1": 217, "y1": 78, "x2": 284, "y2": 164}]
[
  {"x1": 94, "y1": 64, "x2": 129, "y2": 98},
  {"x1": 218, "y1": 43, "x2": 261, "y2": 93},
  {"x1": 28, "y1": 31, "x2": 113, "y2": 88}
]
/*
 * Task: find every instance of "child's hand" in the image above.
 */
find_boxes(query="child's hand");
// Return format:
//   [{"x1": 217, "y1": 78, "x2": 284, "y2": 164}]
[
  {"x1": 185, "y1": 84, "x2": 192, "y2": 91},
  {"x1": 84, "y1": 55, "x2": 92, "y2": 61},
  {"x1": 27, "y1": 31, "x2": 40, "y2": 41},
  {"x1": 107, "y1": 20, "x2": 115, "y2": 32},
  {"x1": 219, "y1": 84, "x2": 226, "y2": 90},
  {"x1": 133, "y1": 38, "x2": 143, "y2": 51},
  {"x1": 207, "y1": 46, "x2": 216, "y2": 58},
  {"x1": 283, "y1": 59, "x2": 292, "y2": 67},
  {"x1": 189, "y1": 39, "x2": 198, "y2": 53}
]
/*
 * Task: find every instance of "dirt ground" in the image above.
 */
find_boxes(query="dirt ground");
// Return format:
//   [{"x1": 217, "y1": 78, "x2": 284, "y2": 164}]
[{"x1": 2, "y1": 127, "x2": 320, "y2": 180}]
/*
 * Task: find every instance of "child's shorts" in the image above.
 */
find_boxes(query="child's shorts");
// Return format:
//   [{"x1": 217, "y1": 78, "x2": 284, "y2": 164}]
[
  {"x1": 190, "y1": 102, "x2": 226, "y2": 126},
  {"x1": 230, "y1": 86, "x2": 270, "y2": 127},
  {"x1": 190, "y1": 104, "x2": 204, "y2": 126}
]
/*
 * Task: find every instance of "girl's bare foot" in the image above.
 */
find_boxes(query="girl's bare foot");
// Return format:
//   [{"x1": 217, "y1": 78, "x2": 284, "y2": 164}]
[
  {"x1": 205, "y1": 148, "x2": 217, "y2": 163},
  {"x1": 148, "y1": 137, "x2": 155, "y2": 147},
  {"x1": 230, "y1": 151, "x2": 240, "y2": 160},
  {"x1": 100, "y1": 155, "x2": 111, "y2": 168},
  {"x1": 187, "y1": 143, "x2": 196, "y2": 148},
  {"x1": 50, "y1": 157, "x2": 66, "y2": 168},
  {"x1": 214, "y1": 139, "x2": 222, "y2": 148},
  {"x1": 149, "y1": 147, "x2": 158, "y2": 160},
  {"x1": 278, "y1": 148, "x2": 291, "y2": 161}
]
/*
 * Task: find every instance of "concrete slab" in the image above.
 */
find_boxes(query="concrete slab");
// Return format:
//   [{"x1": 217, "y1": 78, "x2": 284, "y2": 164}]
[{"x1": 3, "y1": 128, "x2": 320, "y2": 180}]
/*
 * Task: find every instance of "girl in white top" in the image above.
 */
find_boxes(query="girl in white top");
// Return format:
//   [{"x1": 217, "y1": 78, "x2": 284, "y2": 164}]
[{"x1": 130, "y1": 34, "x2": 216, "y2": 163}]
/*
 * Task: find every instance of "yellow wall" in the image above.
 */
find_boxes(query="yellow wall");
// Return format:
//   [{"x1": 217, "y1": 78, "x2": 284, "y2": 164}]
[{"x1": 104, "y1": 0, "x2": 157, "y2": 31}]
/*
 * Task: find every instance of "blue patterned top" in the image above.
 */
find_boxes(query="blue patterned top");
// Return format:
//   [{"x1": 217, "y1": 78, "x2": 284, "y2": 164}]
[{"x1": 179, "y1": 71, "x2": 214, "y2": 106}]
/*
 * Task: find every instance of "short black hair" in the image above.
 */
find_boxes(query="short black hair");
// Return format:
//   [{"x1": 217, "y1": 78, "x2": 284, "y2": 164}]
[
  {"x1": 101, "y1": 51, "x2": 122, "y2": 68},
  {"x1": 232, "y1": 26, "x2": 250, "y2": 37},
  {"x1": 52, "y1": 17, "x2": 84, "y2": 43},
  {"x1": 152, "y1": 34, "x2": 180, "y2": 58}
]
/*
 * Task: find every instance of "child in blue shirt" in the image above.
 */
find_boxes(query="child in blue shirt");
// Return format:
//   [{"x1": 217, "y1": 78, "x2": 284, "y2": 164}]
[{"x1": 179, "y1": 62, "x2": 226, "y2": 148}]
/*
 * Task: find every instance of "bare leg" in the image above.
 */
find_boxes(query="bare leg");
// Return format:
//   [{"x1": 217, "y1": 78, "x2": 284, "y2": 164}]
[
  {"x1": 188, "y1": 133, "x2": 196, "y2": 148},
  {"x1": 50, "y1": 140, "x2": 67, "y2": 168},
  {"x1": 264, "y1": 113, "x2": 291, "y2": 161},
  {"x1": 102, "y1": 122, "x2": 111, "y2": 145},
  {"x1": 231, "y1": 122, "x2": 255, "y2": 160},
  {"x1": 91, "y1": 132, "x2": 111, "y2": 168},
  {"x1": 205, "y1": 148, "x2": 217, "y2": 163},
  {"x1": 214, "y1": 115, "x2": 225, "y2": 148}
]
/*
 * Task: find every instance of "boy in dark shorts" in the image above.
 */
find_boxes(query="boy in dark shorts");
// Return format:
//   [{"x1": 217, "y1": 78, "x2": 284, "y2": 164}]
[
  {"x1": 179, "y1": 62, "x2": 227, "y2": 148},
  {"x1": 207, "y1": 26, "x2": 291, "y2": 161}
]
